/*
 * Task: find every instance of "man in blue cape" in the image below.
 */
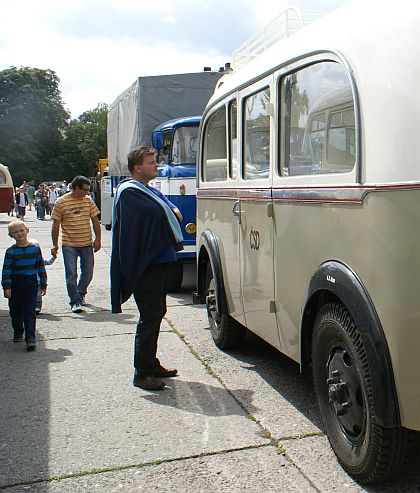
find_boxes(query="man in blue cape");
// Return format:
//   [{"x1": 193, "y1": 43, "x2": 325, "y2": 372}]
[{"x1": 110, "y1": 146, "x2": 183, "y2": 390}]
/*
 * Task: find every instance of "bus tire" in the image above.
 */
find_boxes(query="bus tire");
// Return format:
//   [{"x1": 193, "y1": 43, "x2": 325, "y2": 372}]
[
  {"x1": 205, "y1": 264, "x2": 244, "y2": 350},
  {"x1": 312, "y1": 302, "x2": 411, "y2": 484},
  {"x1": 167, "y1": 261, "x2": 183, "y2": 292}
]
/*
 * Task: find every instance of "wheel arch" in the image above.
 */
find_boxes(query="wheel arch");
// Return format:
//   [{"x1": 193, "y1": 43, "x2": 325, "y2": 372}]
[
  {"x1": 301, "y1": 260, "x2": 400, "y2": 428},
  {"x1": 194, "y1": 229, "x2": 227, "y2": 318}
]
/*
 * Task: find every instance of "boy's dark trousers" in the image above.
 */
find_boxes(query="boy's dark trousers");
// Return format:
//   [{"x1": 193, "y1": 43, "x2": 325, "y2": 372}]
[
  {"x1": 133, "y1": 262, "x2": 170, "y2": 376},
  {"x1": 9, "y1": 276, "x2": 38, "y2": 341}
]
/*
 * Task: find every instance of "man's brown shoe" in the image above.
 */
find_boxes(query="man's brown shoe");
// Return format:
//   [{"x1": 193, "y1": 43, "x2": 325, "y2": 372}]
[
  {"x1": 154, "y1": 365, "x2": 178, "y2": 378},
  {"x1": 133, "y1": 375, "x2": 165, "y2": 390}
]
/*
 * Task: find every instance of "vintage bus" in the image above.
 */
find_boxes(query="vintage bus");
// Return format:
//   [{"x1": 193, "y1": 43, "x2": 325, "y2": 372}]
[
  {"x1": 0, "y1": 163, "x2": 14, "y2": 214},
  {"x1": 194, "y1": 3, "x2": 420, "y2": 484}
]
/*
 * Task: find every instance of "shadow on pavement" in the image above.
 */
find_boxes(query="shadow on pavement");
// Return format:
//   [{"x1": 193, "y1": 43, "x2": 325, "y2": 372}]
[
  {"x1": 230, "y1": 331, "x2": 321, "y2": 428},
  {"x1": 142, "y1": 379, "x2": 258, "y2": 417},
  {"x1": 0, "y1": 339, "x2": 72, "y2": 487}
]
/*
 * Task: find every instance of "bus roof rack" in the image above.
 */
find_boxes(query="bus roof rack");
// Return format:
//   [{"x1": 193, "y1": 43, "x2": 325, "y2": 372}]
[{"x1": 232, "y1": 8, "x2": 326, "y2": 70}]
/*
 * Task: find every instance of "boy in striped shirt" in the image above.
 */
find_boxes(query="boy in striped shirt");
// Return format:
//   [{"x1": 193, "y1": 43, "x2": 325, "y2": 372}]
[{"x1": 2, "y1": 220, "x2": 47, "y2": 350}]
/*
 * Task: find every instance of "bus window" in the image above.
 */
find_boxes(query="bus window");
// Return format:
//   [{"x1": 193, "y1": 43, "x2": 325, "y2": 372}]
[
  {"x1": 229, "y1": 100, "x2": 238, "y2": 179},
  {"x1": 281, "y1": 62, "x2": 355, "y2": 176},
  {"x1": 244, "y1": 88, "x2": 271, "y2": 179},
  {"x1": 203, "y1": 106, "x2": 227, "y2": 182},
  {"x1": 327, "y1": 107, "x2": 356, "y2": 170},
  {"x1": 157, "y1": 131, "x2": 172, "y2": 164},
  {"x1": 172, "y1": 126, "x2": 199, "y2": 165}
]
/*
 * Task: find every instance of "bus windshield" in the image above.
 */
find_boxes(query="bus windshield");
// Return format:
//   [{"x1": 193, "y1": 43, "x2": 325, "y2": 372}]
[{"x1": 172, "y1": 126, "x2": 199, "y2": 165}]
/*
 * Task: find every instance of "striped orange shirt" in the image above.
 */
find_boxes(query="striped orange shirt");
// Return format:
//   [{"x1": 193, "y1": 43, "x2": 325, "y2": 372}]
[{"x1": 51, "y1": 194, "x2": 100, "y2": 247}]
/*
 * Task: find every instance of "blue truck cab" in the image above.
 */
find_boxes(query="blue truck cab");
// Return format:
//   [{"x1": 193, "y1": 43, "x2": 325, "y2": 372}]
[{"x1": 152, "y1": 116, "x2": 201, "y2": 290}]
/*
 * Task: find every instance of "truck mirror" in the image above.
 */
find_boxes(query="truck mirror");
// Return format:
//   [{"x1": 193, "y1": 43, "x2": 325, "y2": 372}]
[{"x1": 152, "y1": 131, "x2": 164, "y2": 150}]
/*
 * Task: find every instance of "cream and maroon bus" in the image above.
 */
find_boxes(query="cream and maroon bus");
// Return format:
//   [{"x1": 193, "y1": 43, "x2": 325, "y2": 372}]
[
  {"x1": 194, "y1": 2, "x2": 420, "y2": 484},
  {"x1": 0, "y1": 162, "x2": 14, "y2": 214}
]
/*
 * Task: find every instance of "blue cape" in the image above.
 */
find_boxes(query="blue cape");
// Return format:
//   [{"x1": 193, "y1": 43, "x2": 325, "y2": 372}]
[{"x1": 110, "y1": 185, "x2": 183, "y2": 313}]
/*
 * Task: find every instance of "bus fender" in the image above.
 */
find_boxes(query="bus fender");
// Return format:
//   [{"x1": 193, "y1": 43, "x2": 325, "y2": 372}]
[
  {"x1": 194, "y1": 229, "x2": 227, "y2": 320},
  {"x1": 302, "y1": 260, "x2": 400, "y2": 428}
]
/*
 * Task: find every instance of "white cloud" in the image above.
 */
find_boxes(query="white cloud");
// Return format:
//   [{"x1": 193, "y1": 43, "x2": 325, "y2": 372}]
[{"x1": 0, "y1": 0, "x2": 349, "y2": 118}]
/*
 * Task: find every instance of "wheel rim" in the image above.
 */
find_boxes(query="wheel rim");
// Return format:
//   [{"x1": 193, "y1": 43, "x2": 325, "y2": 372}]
[
  {"x1": 326, "y1": 346, "x2": 366, "y2": 443},
  {"x1": 206, "y1": 277, "x2": 221, "y2": 337}
]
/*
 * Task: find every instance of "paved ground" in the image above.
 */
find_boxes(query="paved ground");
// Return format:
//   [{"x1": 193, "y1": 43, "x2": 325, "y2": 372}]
[{"x1": 1, "y1": 209, "x2": 420, "y2": 492}]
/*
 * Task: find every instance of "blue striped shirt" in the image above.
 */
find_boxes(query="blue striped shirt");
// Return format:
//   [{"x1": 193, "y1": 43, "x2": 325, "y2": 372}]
[{"x1": 2, "y1": 243, "x2": 47, "y2": 289}]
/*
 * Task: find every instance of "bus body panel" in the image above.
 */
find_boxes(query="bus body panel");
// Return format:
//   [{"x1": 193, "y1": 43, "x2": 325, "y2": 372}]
[{"x1": 197, "y1": 0, "x2": 420, "y2": 436}]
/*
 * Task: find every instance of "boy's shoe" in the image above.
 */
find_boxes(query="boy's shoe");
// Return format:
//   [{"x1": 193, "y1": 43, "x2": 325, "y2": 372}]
[
  {"x1": 35, "y1": 308, "x2": 41, "y2": 315},
  {"x1": 80, "y1": 297, "x2": 86, "y2": 306},
  {"x1": 71, "y1": 303, "x2": 83, "y2": 313},
  {"x1": 26, "y1": 340, "x2": 37, "y2": 351},
  {"x1": 13, "y1": 333, "x2": 24, "y2": 343}
]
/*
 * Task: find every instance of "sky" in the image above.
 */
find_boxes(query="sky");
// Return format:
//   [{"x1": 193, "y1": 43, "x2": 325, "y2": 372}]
[{"x1": 0, "y1": 0, "x2": 350, "y2": 119}]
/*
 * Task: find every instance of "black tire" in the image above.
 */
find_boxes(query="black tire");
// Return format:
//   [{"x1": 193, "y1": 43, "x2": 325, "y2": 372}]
[
  {"x1": 312, "y1": 302, "x2": 411, "y2": 484},
  {"x1": 167, "y1": 261, "x2": 183, "y2": 292},
  {"x1": 205, "y1": 264, "x2": 244, "y2": 350}
]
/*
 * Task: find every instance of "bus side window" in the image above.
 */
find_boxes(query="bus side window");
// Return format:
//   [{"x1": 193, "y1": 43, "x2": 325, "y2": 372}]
[
  {"x1": 229, "y1": 100, "x2": 238, "y2": 179},
  {"x1": 244, "y1": 88, "x2": 271, "y2": 180},
  {"x1": 281, "y1": 61, "x2": 355, "y2": 176},
  {"x1": 203, "y1": 106, "x2": 227, "y2": 182}
]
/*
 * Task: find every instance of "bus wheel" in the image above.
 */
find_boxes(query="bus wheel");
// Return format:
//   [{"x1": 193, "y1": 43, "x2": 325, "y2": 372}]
[
  {"x1": 205, "y1": 264, "x2": 244, "y2": 350},
  {"x1": 167, "y1": 261, "x2": 183, "y2": 292},
  {"x1": 312, "y1": 302, "x2": 410, "y2": 484}
]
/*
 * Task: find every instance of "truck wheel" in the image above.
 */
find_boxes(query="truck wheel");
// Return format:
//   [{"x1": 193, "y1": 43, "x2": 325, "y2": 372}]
[
  {"x1": 167, "y1": 261, "x2": 183, "y2": 292},
  {"x1": 312, "y1": 302, "x2": 410, "y2": 484},
  {"x1": 205, "y1": 264, "x2": 244, "y2": 350}
]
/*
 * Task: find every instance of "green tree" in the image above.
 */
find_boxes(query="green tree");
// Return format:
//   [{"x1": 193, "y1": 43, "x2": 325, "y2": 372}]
[
  {"x1": 0, "y1": 66, "x2": 70, "y2": 184},
  {"x1": 59, "y1": 103, "x2": 108, "y2": 180}
]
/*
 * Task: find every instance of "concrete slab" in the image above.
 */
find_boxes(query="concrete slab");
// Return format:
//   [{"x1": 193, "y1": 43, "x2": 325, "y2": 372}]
[
  {"x1": 166, "y1": 304, "x2": 322, "y2": 439},
  {"x1": 1, "y1": 447, "x2": 317, "y2": 493},
  {"x1": 0, "y1": 332, "x2": 268, "y2": 488},
  {"x1": 283, "y1": 434, "x2": 420, "y2": 493}
]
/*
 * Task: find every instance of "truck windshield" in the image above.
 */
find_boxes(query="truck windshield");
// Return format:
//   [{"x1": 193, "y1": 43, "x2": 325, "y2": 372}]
[{"x1": 172, "y1": 126, "x2": 199, "y2": 165}]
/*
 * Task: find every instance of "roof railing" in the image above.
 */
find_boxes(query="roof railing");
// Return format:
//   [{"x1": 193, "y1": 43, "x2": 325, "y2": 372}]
[{"x1": 232, "y1": 8, "x2": 326, "y2": 70}]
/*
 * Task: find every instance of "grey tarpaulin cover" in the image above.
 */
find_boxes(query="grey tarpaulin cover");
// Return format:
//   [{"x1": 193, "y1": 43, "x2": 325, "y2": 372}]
[{"x1": 107, "y1": 72, "x2": 222, "y2": 176}]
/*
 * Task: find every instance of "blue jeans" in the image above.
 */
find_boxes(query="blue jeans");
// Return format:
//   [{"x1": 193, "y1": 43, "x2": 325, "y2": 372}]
[
  {"x1": 62, "y1": 246, "x2": 94, "y2": 306},
  {"x1": 36, "y1": 200, "x2": 45, "y2": 220},
  {"x1": 9, "y1": 276, "x2": 38, "y2": 341},
  {"x1": 133, "y1": 262, "x2": 170, "y2": 376}
]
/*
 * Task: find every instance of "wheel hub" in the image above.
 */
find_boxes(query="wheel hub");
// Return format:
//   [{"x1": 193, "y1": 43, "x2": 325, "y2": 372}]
[
  {"x1": 327, "y1": 348, "x2": 365, "y2": 438},
  {"x1": 206, "y1": 284, "x2": 216, "y2": 315}
]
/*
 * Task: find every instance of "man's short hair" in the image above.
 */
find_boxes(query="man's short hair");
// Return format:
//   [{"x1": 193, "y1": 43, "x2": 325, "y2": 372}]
[
  {"x1": 127, "y1": 147, "x2": 155, "y2": 173},
  {"x1": 70, "y1": 176, "x2": 91, "y2": 190}
]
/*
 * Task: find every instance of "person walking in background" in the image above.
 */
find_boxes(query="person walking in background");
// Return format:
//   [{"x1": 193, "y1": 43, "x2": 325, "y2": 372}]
[
  {"x1": 48, "y1": 184, "x2": 58, "y2": 216},
  {"x1": 35, "y1": 184, "x2": 47, "y2": 220},
  {"x1": 111, "y1": 147, "x2": 183, "y2": 391},
  {"x1": 15, "y1": 186, "x2": 28, "y2": 220},
  {"x1": 2, "y1": 220, "x2": 47, "y2": 351},
  {"x1": 26, "y1": 182, "x2": 35, "y2": 210},
  {"x1": 51, "y1": 176, "x2": 101, "y2": 313}
]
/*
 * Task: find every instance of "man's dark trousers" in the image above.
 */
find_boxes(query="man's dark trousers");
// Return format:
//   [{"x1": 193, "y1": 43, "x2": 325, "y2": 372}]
[{"x1": 133, "y1": 262, "x2": 171, "y2": 376}]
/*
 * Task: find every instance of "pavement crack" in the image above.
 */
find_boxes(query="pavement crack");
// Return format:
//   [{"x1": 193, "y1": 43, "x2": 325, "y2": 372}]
[
  {"x1": 0, "y1": 443, "x2": 272, "y2": 490},
  {"x1": 165, "y1": 317, "x2": 273, "y2": 441}
]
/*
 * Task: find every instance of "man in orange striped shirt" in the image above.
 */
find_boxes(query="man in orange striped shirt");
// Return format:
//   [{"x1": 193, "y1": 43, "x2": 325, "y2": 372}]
[{"x1": 51, "y1": 176, "x2": 101, "y2": 313}]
